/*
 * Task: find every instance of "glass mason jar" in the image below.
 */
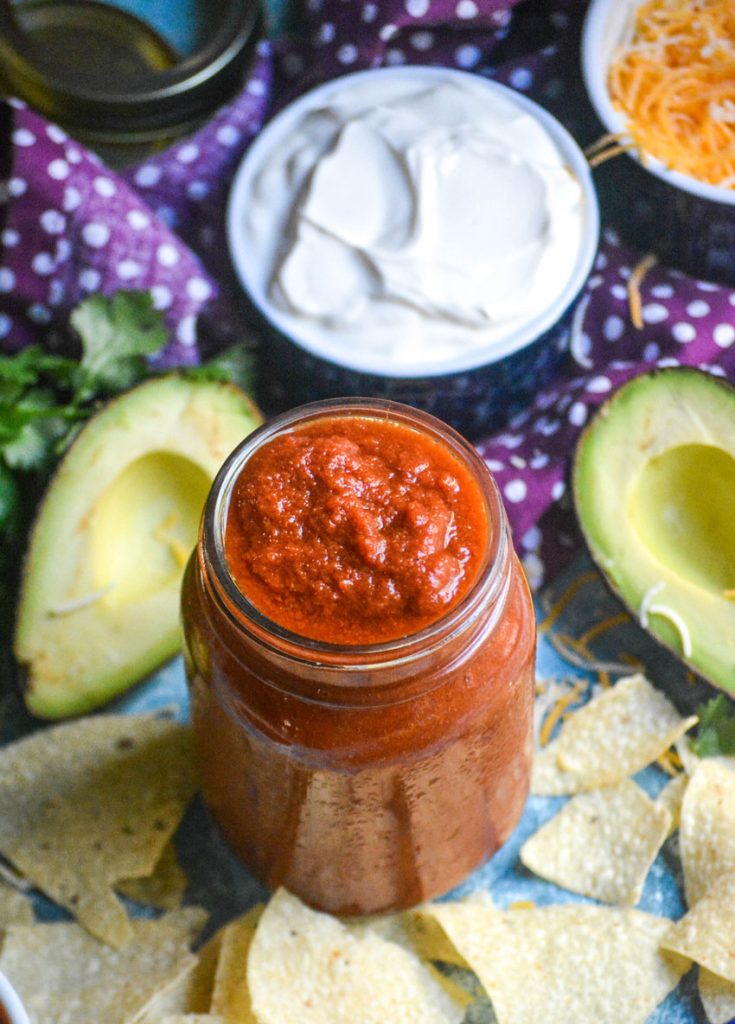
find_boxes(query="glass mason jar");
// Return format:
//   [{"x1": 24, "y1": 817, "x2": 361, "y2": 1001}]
[
  {"x1": 181, "y1": 399, "x2": 535, "y2": 916},
  {"x1": 0, "y1": 0, "x2": 261, "y2": 168}
]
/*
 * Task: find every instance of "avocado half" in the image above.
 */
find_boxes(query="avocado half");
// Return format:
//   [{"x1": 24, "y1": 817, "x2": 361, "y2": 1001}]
[
  {"x1": 573, "y1": 367, "x2": 735, "y2": 696},
  {"x1": 14, "y1": 375, "x2": 261, "y2": 719}
]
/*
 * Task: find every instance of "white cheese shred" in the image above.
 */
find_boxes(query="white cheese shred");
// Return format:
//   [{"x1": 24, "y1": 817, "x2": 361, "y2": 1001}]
[
  {"x1": 639, "y1": 582, "x2": 693, "y2": 657},
  {"x1": 47, "y1": 583, "x2": 116, "y2": 617}
]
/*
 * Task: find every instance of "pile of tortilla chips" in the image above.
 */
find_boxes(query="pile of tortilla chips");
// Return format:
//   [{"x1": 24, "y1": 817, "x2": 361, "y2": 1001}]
[
  {"x1": 526, "y1": 672, "x2": 735, "y2": 1024},
  {"x1": 0, "y1": 679, "x2": 731, "y2": 1024},
  {"x1": 0, "y1": 714, "x2": 198, "y2": 947},
  {"x1": 526, "y1": 674, "x2": 698, "y2": 905}
]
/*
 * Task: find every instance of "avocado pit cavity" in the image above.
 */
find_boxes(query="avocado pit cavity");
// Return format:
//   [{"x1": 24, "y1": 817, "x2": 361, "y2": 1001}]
[
  {"x1": 91, "y1": 452, "x2": 211, "y2": 608},
  {"x1": 629, "y1": 443, "x2": 735, "y2": 595}
]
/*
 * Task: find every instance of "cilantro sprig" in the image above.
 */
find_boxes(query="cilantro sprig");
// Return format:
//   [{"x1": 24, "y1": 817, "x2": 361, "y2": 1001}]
[
  {"x1": 0, "y1": 293, "x2": 166, "y2": 482},
  {"x1": 0, "y1": 289, "x2": 252, "y2": 573},
  {"x1": 692, "y1": 694, "x2": 735, "y2": 758}
]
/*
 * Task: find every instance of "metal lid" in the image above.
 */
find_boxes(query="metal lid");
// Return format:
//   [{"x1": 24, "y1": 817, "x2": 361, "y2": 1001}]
[{"x1": 0, "y1": 0, "x2": 262, "y2": 133}]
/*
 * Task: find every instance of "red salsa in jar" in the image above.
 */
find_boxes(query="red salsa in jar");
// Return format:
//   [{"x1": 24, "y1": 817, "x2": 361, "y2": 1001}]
[
  {"x1": 223, "y1": 415, "x2": 488, "y2": 644},
  {"x1": 182, "y1": 399, "x2": 535, "y2": 916}
]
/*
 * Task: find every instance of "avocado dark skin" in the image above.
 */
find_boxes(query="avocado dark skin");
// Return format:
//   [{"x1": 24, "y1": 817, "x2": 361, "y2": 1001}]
[{"x1": 572, "y1": 367, "x2": 735, "y2": 697}]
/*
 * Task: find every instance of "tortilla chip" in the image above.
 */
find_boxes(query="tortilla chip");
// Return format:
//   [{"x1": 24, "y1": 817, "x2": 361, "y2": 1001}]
[
  {"x1": 675, "y1": 737, "x2": 700, "y2": 776},
  {"x1": 0, "y1": 880, "x2": 34, "y2": 929},
  {"x1": 520, "y1": 779, "x2": 671, "y2": 905},
  {"x1": 346, "y1": 914, "x2": 474, "y2": 1011},
  {"x1": 346, "y1": 913, "x2": 413, "y2": 946},
  {"x1": 413, "y1": 901, "x2": 686, "y2": 1024},
  {"x1": 139, "y1": 932, "x2": 223, "y2": 1021},
  {"x1": 655, "y1": 773, "x2": 688, "y2": 836},
  {"x1": 209, "y1": 905, "x2": 264, "y2": 1023},
  {"x1": 680, "y1": 759, "x2": 735, "y2": 906},
  {"x1": 532, "y1": 675, "x2": 697, "y2": 795},
  {"x1": 118, "y1": 841, "x2": 188, "y2": 911},
  {"x1": 699, "y1": 967, "x2": 735, "y2": 1024},
  {"x1": 247, "y1": 888, "x2": 464, "y2": 1024},
  {"x1": 0, "y1": 716, "x2": 198, "y2": 947},
  {"x1": 0, "y1": 907, "x2": 206, "y2": 1024},
  {"x1": 530, "y1": 744, "x2": 580, "y2": 796},
  {"x1": 661, "y1": 871, "x2": 735, "y2": 983}
]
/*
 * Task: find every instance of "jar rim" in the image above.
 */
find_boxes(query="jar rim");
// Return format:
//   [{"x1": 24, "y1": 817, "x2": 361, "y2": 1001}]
[
  {"x1": 201, "y1": 397, "x2": 510, "y2": 669},
  {"x1": 0, "y1": 0, "x2": 262, "y2": 132}
]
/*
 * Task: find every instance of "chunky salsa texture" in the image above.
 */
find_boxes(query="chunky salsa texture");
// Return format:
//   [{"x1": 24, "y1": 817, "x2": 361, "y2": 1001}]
[{"x1": 224, "y1": 415, "x2": 489, "y2": 644}]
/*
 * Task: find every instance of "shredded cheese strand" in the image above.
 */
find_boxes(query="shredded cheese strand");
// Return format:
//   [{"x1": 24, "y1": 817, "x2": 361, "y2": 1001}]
[
  {"x1": 587, "y1": 141, "x2": 640, "y2": 167},
  {"x1": 578, "y1": 612, "x2": 631, "y2": 647},
  {"x1": 48, "y1": 584, "x2": 115, "y2": 617},
  {"x1": 639, "y1": 581, "x2": 693, "y2": 657},
  {"x1": 539, "y1": 680, "x2": 588, "y2": 747},
  {"x1": 627, "y1": 253, "x2": 658, "y2": 330},
  {"x1": 656, "y1": 747, "x2": 685, "y2": 776},
  {"x1": 584, "y1": 131, "x2": 631, "y2": 157},
  {"x1": 539, "y1": 570, "x2": 599, "y2": 633},
  {"x1": 548, "y1": 631, "x2": 637, "y2": 675},
  {"x1": 608, "y1": 0, "x2": 735, "y2": 187}
]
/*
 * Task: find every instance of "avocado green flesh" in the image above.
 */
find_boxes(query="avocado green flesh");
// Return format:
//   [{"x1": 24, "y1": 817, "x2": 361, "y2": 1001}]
[
  {"x1": 91, "y1": 452, "x2": 211, "y2": 607},
  {"x1": 574, "y1": 369, "x2": 735, "y2": 695},
  {"x1": 14, "y1": 375, "x2": 261, "y2": 719},
  {"x1": 630, "y1": 444, "x2": 735, "y2": 595}
]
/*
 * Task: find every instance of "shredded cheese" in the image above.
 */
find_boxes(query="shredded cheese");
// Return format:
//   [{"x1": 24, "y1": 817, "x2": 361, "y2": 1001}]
[
  {"x1": 656, "y1": 747, "x2": 684, "y2": 776},
  {"x1": 587, "y1": 140, "x2": 640, "y2": 168},
  {"x1": 578, "y1": 612, "x2": 631, "y2": 647},
  {"x1": 639, "y1": 582, "x2": 693, "y2": 657},
  {"x1": 539, "y1": 570, "x2": 598, "y2": 633},
  {"x1": 47, "y1": 584, "x2": 115, "y2": 617},
  {"x1": 608, "y1": 0, "x2": 735, "y2": 187},
  {"x1": 569, "y1": 292, "x2": 594, "y2": 370},
  {"x1": 627, "y1": 253, "x2": 658, "y2": 330},
  {"x1": 548, "y1": 631, "x2": 635, "y2": 676},
  {"x1": 539, "y1": 679, "x2": 588, "y2": 747}
]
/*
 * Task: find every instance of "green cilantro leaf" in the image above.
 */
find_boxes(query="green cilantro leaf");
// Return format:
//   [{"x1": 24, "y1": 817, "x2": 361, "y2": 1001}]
[
  {"x1": 0, "y1": 392, "x2": 73, "y2": 471},
  {"x1": 71, "y1": 291, "x2": 168, "y2": 399},
  {"x1": 182, "y1": 344, "x2": 253, "y2": 392},
  {"x1": 0, "y1": 346, "x2": 78, "y2": 389},
  {"x1": 0, "y1": 461, "x2": 21, "y2": 542},
  {"x1": 692, "y1": 694, "x2": 735, "y2": 757}
]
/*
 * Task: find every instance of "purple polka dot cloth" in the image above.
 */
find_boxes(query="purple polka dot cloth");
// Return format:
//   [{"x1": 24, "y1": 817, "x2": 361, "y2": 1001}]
[{"x1": 2, "y1": 0, "x2": 735, "y2": 588}]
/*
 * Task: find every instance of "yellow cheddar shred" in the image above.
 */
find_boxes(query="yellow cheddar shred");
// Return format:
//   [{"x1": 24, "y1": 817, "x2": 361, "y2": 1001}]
[
  {"x1": 627, "y1": 253, "x2": 658, "y2": 330},
  {"x1": 609, "y1": 0, "x2": 735, "y2": 187},
  {"x1": 539, "y1": 680, "x2": 588, "y2": 747},
  {"x1": 539, "y1": 571, "x2": 598, "y2": 634},
  {"x1": 578, "y1": 612, "x2": 631, "y2": 648},
  {"x1": 656, "y1": 747, "x2": 684, "y2": 777}
]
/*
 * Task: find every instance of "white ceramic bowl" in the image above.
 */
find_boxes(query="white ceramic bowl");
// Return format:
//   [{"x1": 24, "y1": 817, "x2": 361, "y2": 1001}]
[
  {"x1": 582, "y1": 0, "x2": 735, "y2": 282},
  {"x1": 228, "y1": 66, "x2": 599, "y2": 437},
  {"x1": 0, "y1": 971, "x2": 30, "y2": 1024}
]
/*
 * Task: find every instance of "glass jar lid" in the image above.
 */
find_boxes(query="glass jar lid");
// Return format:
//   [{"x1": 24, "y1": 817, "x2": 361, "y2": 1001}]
[{"x1": 0, "y1": 0, "x2": 262, "y2": 135}]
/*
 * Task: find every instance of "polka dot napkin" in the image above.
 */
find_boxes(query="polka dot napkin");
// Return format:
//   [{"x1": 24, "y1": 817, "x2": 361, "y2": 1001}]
[{"x1": 1, "y1": 0, "x2": 735, "y2": 587}]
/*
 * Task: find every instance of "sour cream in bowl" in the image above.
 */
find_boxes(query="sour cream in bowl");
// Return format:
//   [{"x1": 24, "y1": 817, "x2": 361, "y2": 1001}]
[
  {"x1": 228, "y1": 66, "x2": 599, "y2": 436},
  {"x1": 0, "y1": 970, "x2": 31, "y2": 1024}
]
